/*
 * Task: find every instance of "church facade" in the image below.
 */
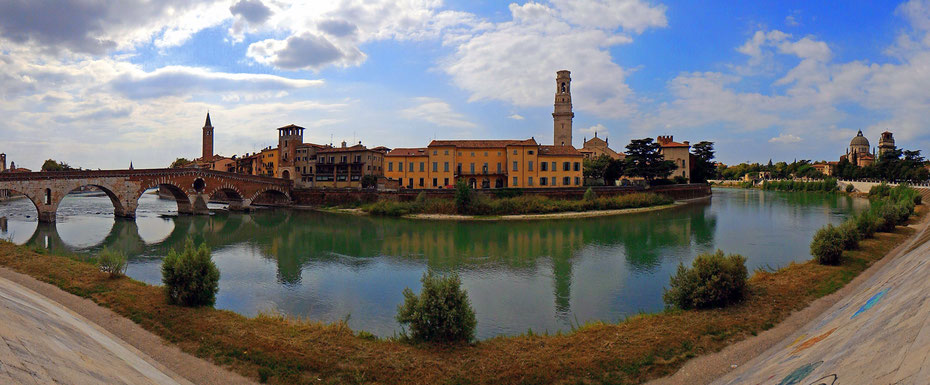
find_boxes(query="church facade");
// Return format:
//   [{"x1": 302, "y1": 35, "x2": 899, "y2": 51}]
[{"x1": 841, "y1": 130, "x2": 895, "y2": 168}]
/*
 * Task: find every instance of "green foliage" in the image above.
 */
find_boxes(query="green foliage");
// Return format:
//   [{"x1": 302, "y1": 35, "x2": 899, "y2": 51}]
[
  {"x1": 583, "y1": 155, "x2": 611, "y2": 183},
  {"x1": 663, "y1": 250, "x2": 748, "y2": 310},
  {"x1": 811, "y1": 224, "x2": 844, "y2": 265},
  {"x1": 363, "y1": 192, "x2": 672, "y2": 217},
  {"x1": 845, "y1": 184, "x2": 855, "y2": 193},
  {"x1": 869, "y1": 183, "x2": 892, "y2": 198},
  {"x1": 854, "y1": 212, "x2": 878, "y2": 239},
  {"x1": 161, "y1": 239, "x2": 220, "y2": 307},
  {"x1": 41, "y1": 159, "x2": 74, "y2": 172},
  {"x1": 396, "y1": 271, "x2": 477, "y2": 343},
  {"x1": 361, "y1": 174, "x2": 379, "y2": 189},
  {"x1": 836, "y1": 147, "x2": 930, "y2": 182},
  {"x1": 689, "y1": 141, "x2": 716, "y2": 183},
  {"x1": 454, "y1": 180, "x2": 474, "y2": 214},
  {"x1": 493, "y1": 188, "x2": 523, "y2": 199},
  {"x1": 624, "y1": 138, "x2": 676, "y2": 183},
  {"x1": 169, "y1": 158, "x2": 193, "y2": 169},
  {"x1": 415, "y1": 191, "x2": 428, "y2": 204},
  {"x1": 761, "y1": 178, "x2": 837, "y2": 192},
  {"x1": 97, "y1": 247, "x2": 127, "y2": 278},
  {"x1": 837, "y1": 221, "x2": 861, "y2": 250},
  {"x1": 583, "y1": 187, "x2": 597, "y2": 201}
]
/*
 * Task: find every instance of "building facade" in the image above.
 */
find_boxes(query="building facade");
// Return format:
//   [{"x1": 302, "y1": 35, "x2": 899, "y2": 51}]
[
  {"x1": 878, "y1": 131, "x2": 895, "y2": 159},
  {"x1": 842, "y1": 130, "x2": 878, "y2": 167},
  {"x1": 294, "y1": 142, "x2": 333, "y2": 187},
  {"x1": 314, "y1": 142, "x2": 385, "y2": 188},
  {"x1": 384, "y1": 139, "x2": 583, "y2": 189},
  {"x1": 580, "y1": 133, "x2": 623, "y2": 160},
  {"x1": 276, "y1": 124, "x2": 304, "y2": 180},
  {"x1": 657, "y1": 135, "x2": 691, "y2": 181}
]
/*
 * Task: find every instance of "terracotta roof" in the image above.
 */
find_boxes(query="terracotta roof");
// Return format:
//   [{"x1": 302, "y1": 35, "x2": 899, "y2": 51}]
[
  {"x1": 538, "y1": 145, "x2": 582, "y2": 156},
  {"x1": 386, "y1": 148, "x2": 428, "y2": 157},
  {"x1": 297, "y1": 142, "x2": 331, "y2": 149},
  {"x1": 318, "y1": 144, "x2": 372, "y2": 153},
  {"x1": 428, "y1": 138, "x2": 538, "y2": 148},
  {"x1": 370, "y1": 146, "x2": 391, "y2": 153},
  {"x1": 659, "y1": 141, "x2": 690, "y2": 148}
]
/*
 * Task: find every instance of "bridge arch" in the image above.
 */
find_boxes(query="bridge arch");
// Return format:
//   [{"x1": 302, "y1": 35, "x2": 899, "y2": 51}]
[
  {"x1": 251, "y1": 187, "x2": 291, "y2": 206},
  {"x1": 58, "y1": 184, "x2": 129, "y2": 218}
]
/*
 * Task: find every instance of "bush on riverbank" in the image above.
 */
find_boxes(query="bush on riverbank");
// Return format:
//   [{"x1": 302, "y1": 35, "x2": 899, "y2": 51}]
[
  {"x1": 811, "y1": 184, "x2": 921, "y2": 265},
  {"x1": 161, "y1": 239, "x2": 220, "y2": 307},
  {"x1": 396, "y1": 271, "x2": 477, "y2": 343},
  {"x1": 97, "y1": 247, "x2": 127, "y2": 278},
  {"x1": 361, "y1": 192, "x2": 673, "y2": 217},
  {"x1": 761, "y1": 178, "x2": 838, "y2": 192},
  {"x1": 663, "y1": 250, "x2": 748, "y2": 310}
]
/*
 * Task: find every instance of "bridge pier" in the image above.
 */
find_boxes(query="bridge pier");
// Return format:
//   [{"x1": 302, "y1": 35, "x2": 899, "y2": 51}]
[
  {"x1": 228, "y1": 198, "x2": 252, "y2": 212},
  {"x1": 38, "y1": 209, "x2": 57, "y2": 224}
]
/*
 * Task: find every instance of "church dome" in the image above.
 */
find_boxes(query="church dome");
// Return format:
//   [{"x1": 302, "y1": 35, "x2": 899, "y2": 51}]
[{"x1": 850, "y1": 130, "x2": 870, "y2": 148}]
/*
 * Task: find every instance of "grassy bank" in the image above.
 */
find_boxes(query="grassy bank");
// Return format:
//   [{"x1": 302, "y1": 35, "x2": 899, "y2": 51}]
[
  {"x1": 361, "y1": 192, "x2": 673, "y2": 217},
  {"x1": 0, "y1": 209, "x2": 922, "y2": 384}
]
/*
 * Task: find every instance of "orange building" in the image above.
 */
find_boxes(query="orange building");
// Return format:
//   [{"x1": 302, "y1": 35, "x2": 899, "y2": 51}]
[{"x1": 384, "y1": 139, "x2": 583, "y2": 189}]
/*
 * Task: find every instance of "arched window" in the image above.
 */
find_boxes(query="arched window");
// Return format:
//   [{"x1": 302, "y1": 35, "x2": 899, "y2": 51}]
[
  {"x1": 561, "y1": 82, "x2": 566, "y2": 93},
  {"x1": 44, "y1": 188, "x2": 52, "y2": 205}
]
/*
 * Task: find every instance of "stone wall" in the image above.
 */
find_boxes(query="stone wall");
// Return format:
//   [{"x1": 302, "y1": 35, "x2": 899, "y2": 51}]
[{"x1": 291, "y1": 184, "x2": 711, "y2": 206}]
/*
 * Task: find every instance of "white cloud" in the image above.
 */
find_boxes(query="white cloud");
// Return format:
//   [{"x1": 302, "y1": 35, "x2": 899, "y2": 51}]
[
  {"x1": 441, "y1": 1, "x2": 665, "y2": 119},
  {"x1": 768, "y1": 133, "x2": 802, "y2": 144},
  {"x1": 400, "y1": 97, "x2": 476, "y2": 128},
  {"x1": 508, "y1": 114, "x2": 525, "y2": 120},
  {"x1": 579, "y1": 123, "x2": 609, "y2": 138}
]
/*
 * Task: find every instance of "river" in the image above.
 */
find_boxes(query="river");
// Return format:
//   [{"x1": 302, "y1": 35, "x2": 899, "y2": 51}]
[{"x1": 0, "y1": 188, "x2": 868, "y2": 339}]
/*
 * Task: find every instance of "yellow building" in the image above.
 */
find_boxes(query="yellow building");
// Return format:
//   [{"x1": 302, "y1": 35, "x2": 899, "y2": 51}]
[
  {"x1": 258, "y1": 146, "x2": 278, "y2": 177},
  {"x1": 384, "y1": 139, "x2": 583, "y2": 189},
  {"x1": 657, "y1": 136, "x2": 691, "y2": 181}
]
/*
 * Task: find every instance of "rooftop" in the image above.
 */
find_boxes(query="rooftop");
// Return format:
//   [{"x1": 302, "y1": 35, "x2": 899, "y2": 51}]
[
  {"x1": 386, "y1": 148, "x2": 428, "y2": 157},
  {"x1": 428, "y1": 138, "x2": 538, "y2": 148},
  {"x1": 539, "y1": 145, "x2": 582, "y2": 156}
]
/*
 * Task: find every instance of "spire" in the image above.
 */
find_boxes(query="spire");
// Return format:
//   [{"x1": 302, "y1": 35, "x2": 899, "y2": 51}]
[
  {"x1": 204, "y1": 112, "x2": 212, "y2": 128},
  {"x1": 129, "y1": 161, "x2": 134, "y2": 170}
]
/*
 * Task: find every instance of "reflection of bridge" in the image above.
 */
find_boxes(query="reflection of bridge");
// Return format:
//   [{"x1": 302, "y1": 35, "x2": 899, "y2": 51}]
[{"x1": 0, "y1": 169, "x2": 292, "y2": 222}]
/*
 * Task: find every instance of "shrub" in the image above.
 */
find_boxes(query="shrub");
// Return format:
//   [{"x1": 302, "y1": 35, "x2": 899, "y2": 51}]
[
  {"x1": 583, "y1": 187, "x2": 597, "y2": 201},
  {"x1": 663, "y1": 250, "x2": 748, "y2": 310},
  {"x1": 810, "y1": 224, "x2": 844, "y2": 265},
  {"x1": 855, "y1": 212, "x2": 878, "y2": 239},
  {"x1": 162, "y1": 239, "x2": 220, "y2": 307},
  {"x1": 415, "y1": 191, "x2": 428, "y2": 204},
  {"x1": 837, "y1": 220, "x2": 860, "y2": 250},
  {"x1": 872, "y1": 203, "x2": 899, "y2": 232},
  {"x1": 454, "y1": 180, "x2": 475, "y2": 214},
  {"x1": 360, "y1": 174, "x2": 378, "y2": 189},
  {"x1": 845, "y1": 184, "x2": 855, "y2": 193},
  {"x1": 97, "y1": 247, "x2": 127, "y2": 278},
  {"x1": 397, "y1": 271, "x2": 477, "y2": 343},
  {"x1": 869, "y1": 183, "x2": 892, "y2": 198}
]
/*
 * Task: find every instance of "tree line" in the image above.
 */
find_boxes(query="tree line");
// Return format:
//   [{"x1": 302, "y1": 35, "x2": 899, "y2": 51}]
[
  {"x1": 717, "y1": 147, "x2": 929, "y2": 182},
  {"x1": 583, "y1": 139, "x2": 716, "y2": 185}
]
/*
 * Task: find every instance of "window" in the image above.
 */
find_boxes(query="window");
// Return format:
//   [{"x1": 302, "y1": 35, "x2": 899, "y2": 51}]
[
  {"x1": 574, "y1": 162, "x2": 581, "y2": 171},
  {"x1": 433, "y1": 162, "x2": 438, "y2": 172},
  {"x1": 471, "y1": 152, "x2": 475, "y2": 157},
  {"x1": 513, "y1": 150, "x2": 518, "y2": 155},
  {"x1": 419, "y1": 178, "x2": 424, "y2": 187},
  {"x1": 433, "y1": 178, "x2": 438, "y2": 187},
  {"x1": 457, "y1": 163, "x2": 462, "y2": 174},
  {"x1": 444, "y1": 162, "x2": 450, "y2": 172},
  {"x1": 575, "y1": 177, "x2": 581, "y2": 185},
  {"x1": 563, "y1": 162, "x2": 570, "y2": 171},
  {"x1": 409, "y1": 178, "x2": 414, "y2": 187},
  {"x1": 552, "y1": 177, "x2": 557, "y2": 186},
  {"x1": 470, "y1": 163, "x2": 475, "y2": 174},
  {"x1": 540, "y1": 177, "x2": 548, "y2": 186},
  {"x1": 356, "y1": 155, "x2": 361, "y2": 163},
  {"x1": 342, "y1": 155, "x2": 347, "y2": 163},
  {"x1": 444, "y1": 178, "x2": 449, "y2": 186},
  {"x1": 433, "y1": 150, "x2": 438, "y2": 155},
  {"x1": 399, "y1": 162, "x2": 404, "y2": 172},
  {"x1": 513, "y1": 177, "x2": 518, "y2": 186},
  {"x1": 484, "y1": 152, "x2": 488, "y2": 156},
  {"x1": 528, "y1": 150, "x2": 534, "y2": 155},
  {"x1": 409, "y1": 162, "x2": 414, "y2": 172},
  {"x1": 420, "y1": 162, "x2": 425, "y2": 172},
  {"x1": 444, "y1": 150, "x2": 449, "y2": 155},
  {"x1": 388, "y1": 162, "x2": 393, "y2": 172},
  {"x1": 498, "y1": 152, "x2": 502, "y2": 156},
  {"x1": 513, "y1": 161, "x2": 518, "y2": 171},
  {"x1": 528, "y1": 161, "x2": 533, "y2": 171},
  {"x1": 497, "y1": 163, "x2": 501, "y2": 173},
  {"x1": 541, "y1": 162, "x2": 548, "y2": 171},
  {"x1": 458, "y1": 152, "x2": 462, "y2": 156},
  {"x1": 563, "y1": 177, "x2": 571, "y2": 185},
  {"x1": 528, "y1": 177, "x2": 533, "y2": 186}
]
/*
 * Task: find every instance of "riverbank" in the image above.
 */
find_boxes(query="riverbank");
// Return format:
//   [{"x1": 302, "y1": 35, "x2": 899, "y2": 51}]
[
  {"x1": 321, "y1": 199, "x2": 693, "y2": 221},
  {"x1": 0, "y1": 202, "x2": 921, "y2": 384}
]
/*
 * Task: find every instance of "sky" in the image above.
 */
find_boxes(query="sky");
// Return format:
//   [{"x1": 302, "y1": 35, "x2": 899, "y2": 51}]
[{"x1": 2, "y1": 0, "x2": 930, "y2": 169}]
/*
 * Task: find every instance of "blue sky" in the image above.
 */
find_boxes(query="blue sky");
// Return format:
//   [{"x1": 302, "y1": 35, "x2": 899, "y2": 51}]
[{"x1": 1, "y1": 0, "x2": 929, "y2": 169}]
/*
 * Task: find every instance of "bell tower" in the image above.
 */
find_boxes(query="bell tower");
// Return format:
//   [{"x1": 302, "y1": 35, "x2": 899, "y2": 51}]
[
  {"x1": 553, "y1": 70, "x2": 574, "y2": 147},
  {"x1": 0, "y1": 153, "x2": 6, "y2": 172},
  {"x1": 202, "y1": 112, "x2": 214, "y2": 161}
]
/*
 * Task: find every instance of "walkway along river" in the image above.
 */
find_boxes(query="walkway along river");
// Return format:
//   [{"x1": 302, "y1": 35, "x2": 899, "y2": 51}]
[{"x1": 0, "y1": 188, "x2": 869, "y2": 339}]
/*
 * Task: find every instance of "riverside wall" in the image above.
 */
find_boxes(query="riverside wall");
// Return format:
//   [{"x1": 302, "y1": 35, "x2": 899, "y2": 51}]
[{"x1": 291, "y1": 183, "x2": 711, "y2": 207}]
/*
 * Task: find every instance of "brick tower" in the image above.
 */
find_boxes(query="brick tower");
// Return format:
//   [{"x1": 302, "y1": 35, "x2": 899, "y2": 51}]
[
  {"x1": 277, "y1": 124, "x2": 305, "y2": 180},
  {"x1": 202, "y1": 112, "x2": 214, "y2": 161},
  {"x1": 553, "y1": 70, "x2": 574, "y2": 147},
  {"x1": 0, "y1": 153, "x2": 6, "y2": 172}
]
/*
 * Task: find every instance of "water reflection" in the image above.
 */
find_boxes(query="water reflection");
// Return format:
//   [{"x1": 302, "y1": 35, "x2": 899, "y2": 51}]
[{"x1": 0, "y1": 188, "x2": 867, "y2": 338}]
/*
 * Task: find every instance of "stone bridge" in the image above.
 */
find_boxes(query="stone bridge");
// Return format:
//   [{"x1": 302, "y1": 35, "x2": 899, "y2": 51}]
[{"x1": 0, "y1": 169, "x2": 292, "y2": 222}]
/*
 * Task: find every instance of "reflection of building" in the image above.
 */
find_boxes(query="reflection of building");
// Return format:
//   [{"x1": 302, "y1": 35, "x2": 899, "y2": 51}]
[
  {"x1": 314, "y1": 142, "x2": 385, "y2": 188},
  {"x1": 580, "y1": 132, "x2": 624, "y2": 160},
  {"x1": 657, "y1": 136, "x2": 691, "y2": 181}
]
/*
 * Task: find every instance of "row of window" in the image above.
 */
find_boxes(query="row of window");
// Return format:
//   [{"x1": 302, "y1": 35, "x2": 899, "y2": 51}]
[
  {"x1": 315, "y1": 175, "x2": 363, "y2": 182},
  {"x1": 402, "y1": 176, "x2": 581, "y2": 188},
  {"x1": 388, "y1": 161, "x2": 581, "y2": 173}
]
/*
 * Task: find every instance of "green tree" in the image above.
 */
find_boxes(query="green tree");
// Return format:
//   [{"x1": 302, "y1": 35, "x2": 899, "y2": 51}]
[
  {"x1": 396, "y1": 271, "x2": 477, "y2": 343},
  {"x1": 170, "y1": 158, "x2": 193, "y2": 168},
  {"x1": 41, "y1": 159, "x2": 73, "y2": 172},
  {"x1": 583, "y1": 155, "x2": 611, "y2": 184},
  {"x1": 604, "y1": 157, "x2": 626, "y2": 185},
  {"x1": 454, "y1": 179, "x2": 474, "y2": 214},
  {"x1": 361, "y1": 174, "x2": 379, "y2": 189},
  {"x1": 161, "y1": 239, "x2": 220, "y2": 307},
  {"x1": 690, "y1": 141, "x2": 716, "y2": 183},
  {"x1": 624, "y1": 138, "x2": 675, "y2": 184}
]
